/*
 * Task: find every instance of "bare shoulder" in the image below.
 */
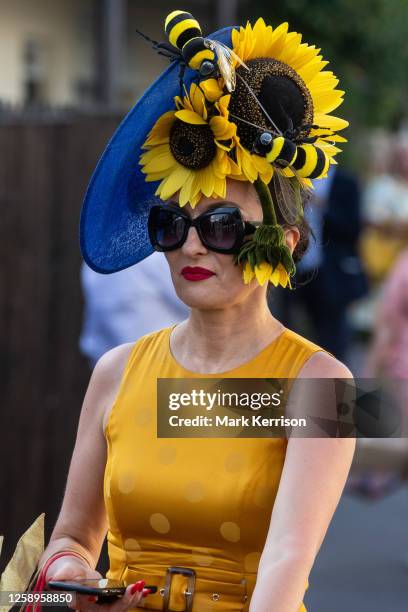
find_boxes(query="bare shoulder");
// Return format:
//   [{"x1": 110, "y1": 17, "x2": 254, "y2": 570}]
[
  {"x1": 92, "y1": 342, "x2": 135, "y2": 387},
  {"x1": 84, "y1": 343, "x2": 136, "y2": 434},
  {"x1": 297, "y1": 350, "x2": 354, "y2": 379}
]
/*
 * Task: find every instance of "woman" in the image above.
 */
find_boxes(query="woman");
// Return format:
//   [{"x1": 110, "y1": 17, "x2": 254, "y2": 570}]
[{"x1": 37, "y1": 11, "x2": 355, "y2": 612}]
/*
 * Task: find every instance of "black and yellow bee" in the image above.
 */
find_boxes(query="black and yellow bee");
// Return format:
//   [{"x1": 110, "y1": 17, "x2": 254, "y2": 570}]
[
  {"x1": 251, "y1": 130, "x2": 331, "y2": 223},
  {"x1": 164, "y1": 11, "x2": 215, "y2": 74},
  {"x1": 255, "y1": 132, "x2": 330, "y2": 180},
  {"x1": 137, "y1": 10, "x2": 247, "y2": 94}
]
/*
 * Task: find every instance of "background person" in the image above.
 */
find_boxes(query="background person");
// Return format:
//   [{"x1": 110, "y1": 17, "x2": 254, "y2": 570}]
[
  {"x1": 80, "y1": 254, "x2": 189, "y2": 367},
  {"x1": 276, "y1": 165, "x2": 368, "y2": 361}
]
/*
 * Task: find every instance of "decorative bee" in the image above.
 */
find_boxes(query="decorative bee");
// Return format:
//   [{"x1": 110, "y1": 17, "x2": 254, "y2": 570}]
[
  {"x1": 137, "y1": 10, "x2": 247, "y2": 95},
  {"x1": 252, "y1": 130, "x2": 331, "y2": 223},
  {"x1": 253, "y1": 131, "x2": 330, "y2": 180}
]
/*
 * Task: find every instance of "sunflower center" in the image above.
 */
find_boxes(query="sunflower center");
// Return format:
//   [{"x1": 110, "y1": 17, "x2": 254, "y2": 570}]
[
  {"x1": 229, "y1": 58, "x2": 314, "y2": 151},
  {"x1": 170, "y1": 119, "x2": 216, "y2": 169}
]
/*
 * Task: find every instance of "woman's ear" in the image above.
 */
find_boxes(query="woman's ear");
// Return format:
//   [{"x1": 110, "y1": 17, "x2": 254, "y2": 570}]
[{"x1": 284, "y1": 226, "x2": 300, "y2": 254}]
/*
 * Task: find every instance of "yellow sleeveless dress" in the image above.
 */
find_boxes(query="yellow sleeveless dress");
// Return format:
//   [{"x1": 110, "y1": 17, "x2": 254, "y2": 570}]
[{"x1": 104, "y1": 324, "x2": 325, "y2": 611}]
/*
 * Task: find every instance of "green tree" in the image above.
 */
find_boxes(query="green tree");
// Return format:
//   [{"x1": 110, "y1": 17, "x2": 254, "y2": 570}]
[{"x1": 244, "y1": 0, "x2": 408, "y2": 129}]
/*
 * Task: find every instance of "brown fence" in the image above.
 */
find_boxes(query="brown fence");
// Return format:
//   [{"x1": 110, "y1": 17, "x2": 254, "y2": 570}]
[{"x1": 0, "y1": 113, "x2": 122, "y2": 571}]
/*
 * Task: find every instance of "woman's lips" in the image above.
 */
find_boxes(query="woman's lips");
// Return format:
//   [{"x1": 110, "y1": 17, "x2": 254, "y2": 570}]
[{"x1": 181, "y1": 266, "x2": 215, "y2": 281}]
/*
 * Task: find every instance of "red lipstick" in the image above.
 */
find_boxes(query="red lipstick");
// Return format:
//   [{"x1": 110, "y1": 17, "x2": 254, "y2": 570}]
[{"x1": 181, "y1": 266, "x2": 215, "y2": 281}]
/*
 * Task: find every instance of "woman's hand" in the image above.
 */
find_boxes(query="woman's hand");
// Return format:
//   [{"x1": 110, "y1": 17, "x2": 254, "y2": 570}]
[
  {"x1": 46, "y1": 556, "x2": 102, "y2": 583},
  {"x1": 69, "y1": 581, "x2": 151, "y2": 612},
  {"x1": 46, "y1": 557, "x2": 151, "y2": 611}
]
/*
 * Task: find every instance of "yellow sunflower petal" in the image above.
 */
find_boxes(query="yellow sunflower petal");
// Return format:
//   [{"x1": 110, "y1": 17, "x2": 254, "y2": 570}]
[
  {"x1": 140, "y1": 143, "x2": 170, "y2": 164},
  {"x1": 198, "y1": 164, "x2": 216, "y2": 197},
  {"x1": 190, "y1": 190, "x2": 202, "y2": 207},
  {"x1": 213, "y1": 173, "x2": 227, "y2": 198},
  {"x1": 279, "y1": 33, "x2": 302, "y2": 65},
  {"x1": 239, "y1": 148, "x2": 258, "y2": 182},
  {"x1": 144, "y1": 171, "x2": 171, "y2": 182},
  {"x1": 242, "y1": 261, "x2": 255, "y2": 284},
  {"x1": 291, "y1": 44, "x2": 321, "y2": 71},
  {"x1": 314, "y1": 113, "x2": 349, "y2": 132},
  {"x1": 200, "y1": 78, "x2": 224, "y2": 103},
  {"x1": 298, "y1": 57, "x2": 329, "y2": 84},
  {"x1": 143, "y1": 111, "x2": 175, "y2": 146},
  {"x1": 217, "y1": 94, "x2": 231, "y2": 114},
  {"x1": 210, "y1": 116, "x2": 236, "y2": 140},
  {"x1": 156, "y1": 165, "x2": 191, "y2": 201},
  {"x1": 278, "y1": 265, "x2": 290, "y2": 288},
  {"x1": 314, "y1": 90, "x2": 345, "y2": 114},
  {"x1": 189, "y1": 173, "x2": 202, "y2": 202},
  {"x1": 327, "y1": 134, "x2": 347, "y2": 143},
  {"x1": 178, "y1": 173, "x2": 196, "y2": 207},
  {"x1": 251, "y1": 155, "x2": 273, "y2": 183},
  {"x1": 240, "y1": 153, "x2": 257, "y2": 182},
  {"x1": 253, "y1": 18, "x2": 273, "y2": 56},
  {"x1": 254, "y1": 262, "x2": 273, "y2": 286},
  {"x1": 317, "y1": 142, "x2": 342, "y2": 157},
  {"x1": 190, "y1": 83, "x2": 207, "y2": 119},
  {"x1": 268, "y1": 267, "x2": 280, "y2": 287},
  {"x1": 174, "y1": 109, "x2": 207, "y2": 125},
  {"x1": 227, "y1": 155, "x2": 242, "y2": 176},
  {"x1": 141, "y1": 149, "x2": 177, "y2": 173},
  {"x1": 268, "y1": 22, "x2": 290, "y2": 57},
  {"x1": 308, "y1": 70, "x2": 340, "y2": 92}
]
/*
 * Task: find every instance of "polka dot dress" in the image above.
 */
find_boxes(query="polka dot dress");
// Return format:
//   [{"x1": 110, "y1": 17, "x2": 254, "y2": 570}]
[{"x1": 104, "y1": 326, "x2": 321, "y2": 610}]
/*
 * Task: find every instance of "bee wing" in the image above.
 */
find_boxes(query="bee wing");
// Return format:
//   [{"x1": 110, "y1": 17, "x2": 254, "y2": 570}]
[
  {"x1": 204, "y1": 39, "x2": 248, "y2": 92},
  {"x1": 205, "y1": 40, "x2": 235, "y2": 91},
  {"x1": 271, "y1": 168, "x2": 309, "y2": 225},
  {"x1": 204, "y1": 39, "x2": 246, "y2": 65},
  {"x1": 210, "y1": 40, "x2": 249, "y2": 69}
]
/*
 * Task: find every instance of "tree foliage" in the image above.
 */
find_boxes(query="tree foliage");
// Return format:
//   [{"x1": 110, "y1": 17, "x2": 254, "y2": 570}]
[{"x1": 245, "y1": 0, "x2": 408, "y2": 129}]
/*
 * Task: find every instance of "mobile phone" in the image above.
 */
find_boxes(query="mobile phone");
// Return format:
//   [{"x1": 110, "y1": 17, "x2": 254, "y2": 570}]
[{"x1": 47, "y1": 578, "x2": 157, "y2": 604}]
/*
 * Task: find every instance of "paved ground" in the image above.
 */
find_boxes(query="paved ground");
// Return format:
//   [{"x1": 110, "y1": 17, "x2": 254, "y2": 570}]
[{"x1": 304, "y1": 486, "x2": 408, "y2": 611}]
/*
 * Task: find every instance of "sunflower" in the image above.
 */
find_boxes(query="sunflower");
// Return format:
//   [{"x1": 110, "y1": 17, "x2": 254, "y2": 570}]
[
  {"x1": 140, "y1": 83, "x2": 240, "y2": 207},
  {"x1": 230, "y1": 18, "x2": 348, "y2": 178}
]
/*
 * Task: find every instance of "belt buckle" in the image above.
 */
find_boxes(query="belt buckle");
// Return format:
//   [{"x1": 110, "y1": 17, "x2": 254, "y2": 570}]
[{"x1": 162, "y1": 566, "x2": 196, "y2": 612}]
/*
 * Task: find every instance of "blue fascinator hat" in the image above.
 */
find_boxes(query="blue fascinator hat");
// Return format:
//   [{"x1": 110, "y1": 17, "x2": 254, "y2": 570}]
[{"x1": 80, "y1": 21, "x2": 234, "y2": 274}]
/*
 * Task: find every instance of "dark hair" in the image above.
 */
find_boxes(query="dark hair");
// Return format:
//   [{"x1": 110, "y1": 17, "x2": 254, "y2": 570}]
[{"x1": 269, "y1": 185, "x2": 312, "y2": 264}]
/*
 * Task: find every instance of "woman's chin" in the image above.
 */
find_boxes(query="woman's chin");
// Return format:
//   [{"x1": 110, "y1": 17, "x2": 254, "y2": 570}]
[{"x1": 175, "y1": 281, "x2": 232, "y2": 310}]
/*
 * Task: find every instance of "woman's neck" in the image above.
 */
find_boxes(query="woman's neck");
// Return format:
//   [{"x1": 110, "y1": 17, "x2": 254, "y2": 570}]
[{"x1": 170, "y1": 300, "x2": 285, "y2": 374}]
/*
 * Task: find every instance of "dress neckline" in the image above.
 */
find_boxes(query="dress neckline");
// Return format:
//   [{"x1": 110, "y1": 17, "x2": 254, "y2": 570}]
[{"x1": 166, "y1": 323, "x2": 288, "y2": 376}]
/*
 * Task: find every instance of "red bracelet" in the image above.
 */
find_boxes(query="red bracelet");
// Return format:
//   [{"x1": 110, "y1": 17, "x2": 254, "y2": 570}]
[{"x1": 25, "y1": 551, "x2": 91, "y2": 612}]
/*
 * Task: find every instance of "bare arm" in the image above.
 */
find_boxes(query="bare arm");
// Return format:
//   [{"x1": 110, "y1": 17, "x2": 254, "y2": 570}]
[
  {"x1": 249, "y1": 353, "x2": 356, "y2": 612},
  {"x1": 38, "y1": 343, "x2": 135, "y2": 577}
]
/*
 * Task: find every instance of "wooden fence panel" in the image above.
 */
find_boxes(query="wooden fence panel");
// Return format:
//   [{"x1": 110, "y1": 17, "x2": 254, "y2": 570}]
[{"x1": 0, "y1": 115, "x2": 121, "y2": 572}]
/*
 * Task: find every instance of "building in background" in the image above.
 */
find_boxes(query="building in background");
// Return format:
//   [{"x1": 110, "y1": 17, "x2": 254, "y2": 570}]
[
  {"x1": 0, "y1": 0, "x2": 97, "y2": 107},
  {"x1": 0, "y1": 0, "x2": 240, "y2": 110}
]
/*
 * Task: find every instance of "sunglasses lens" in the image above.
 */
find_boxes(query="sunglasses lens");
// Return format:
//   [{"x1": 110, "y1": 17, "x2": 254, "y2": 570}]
[
  {"x1": 150, "y1": 208, "x2": 186, "y2": 249},
  {"x1": 200, "y1": 211, "x2": 242, "y2": 250}
]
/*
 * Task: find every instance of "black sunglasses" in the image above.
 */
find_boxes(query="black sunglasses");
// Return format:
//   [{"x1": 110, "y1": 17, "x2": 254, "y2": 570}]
[{"x1": 148, "y1": 204, "x2": 259, "y2": 254}]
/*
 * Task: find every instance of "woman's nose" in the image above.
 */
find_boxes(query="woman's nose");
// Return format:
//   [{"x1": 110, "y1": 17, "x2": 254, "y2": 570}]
[{"x1": 181, "y1": 225, "x2": 208, "y2": 256}]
